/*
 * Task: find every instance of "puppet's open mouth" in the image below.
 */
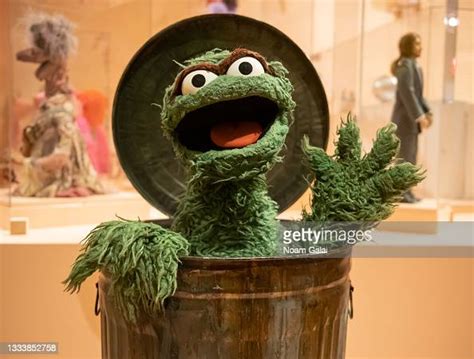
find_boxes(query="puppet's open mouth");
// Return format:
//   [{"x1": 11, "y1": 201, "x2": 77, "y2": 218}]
[{"x1": 175, "y1": 96, "x2": 279, "y2": 152}]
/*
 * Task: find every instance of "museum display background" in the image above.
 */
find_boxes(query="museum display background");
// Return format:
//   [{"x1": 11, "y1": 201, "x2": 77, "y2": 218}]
[
  {"x1": 0, "y1": 0, "x2": 472, "y2": 358},
  {"x1": 1, "y1": 0, "x2": 473, "y2": 212}
]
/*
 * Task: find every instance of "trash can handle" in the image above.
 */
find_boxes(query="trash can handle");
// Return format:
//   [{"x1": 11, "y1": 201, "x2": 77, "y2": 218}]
[
  {"x1": 95, "y1": 282, "x2": 101, "y2": 316},
  {"x1": 348, "y1": 284, "x2": 354, "y2": 319}
]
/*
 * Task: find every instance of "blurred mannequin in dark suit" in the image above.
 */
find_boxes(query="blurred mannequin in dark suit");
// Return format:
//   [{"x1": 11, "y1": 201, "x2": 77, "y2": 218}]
[{"x1": 391, "y1": 33, "x2": 432, "y2": 203}]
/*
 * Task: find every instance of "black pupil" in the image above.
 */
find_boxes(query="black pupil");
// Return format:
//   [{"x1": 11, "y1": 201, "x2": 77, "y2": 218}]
[
  {"x1": 192, "y1": 74, "x2": 206, "y2": 88},
  {"x1": 239, "y1": 62, "x2": 253, "y2": 75}
]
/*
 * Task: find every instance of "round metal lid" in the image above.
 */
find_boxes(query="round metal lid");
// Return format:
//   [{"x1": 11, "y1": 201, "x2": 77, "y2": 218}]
[{"x1": 113, "y1": 14, "x2": 329, "y2": 217}]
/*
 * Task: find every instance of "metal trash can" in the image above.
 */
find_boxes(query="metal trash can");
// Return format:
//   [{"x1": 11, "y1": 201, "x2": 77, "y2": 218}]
[{"x1": 98, "y1": 247, "x2": 352, "y2": 359}]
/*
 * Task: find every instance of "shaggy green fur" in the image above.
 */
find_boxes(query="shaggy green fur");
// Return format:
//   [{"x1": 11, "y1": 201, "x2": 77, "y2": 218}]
[
  {"x1": 64, "y1": 219, "x2": 189, "y2": 323},
  {"x1": 182, "y1": 48, "x2": 230, "y2": 66},
  {"x1": 173, "y1": 175, "x2": 279, "y2": 257},
  {"x1": 161, "y1": 49, "x2": 295, "y2": 256},
  {"x1": 302, "y1": 114, "x2": 425, "y2": 223}
]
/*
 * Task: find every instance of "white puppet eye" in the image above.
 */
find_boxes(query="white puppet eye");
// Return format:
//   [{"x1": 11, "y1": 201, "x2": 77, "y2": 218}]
[
  {"x1": 181, "y1": 70, "x2": 218, "y2": 95},
  {"x1": 226, "y1": 56, "x2": 265, "y2": 77}
]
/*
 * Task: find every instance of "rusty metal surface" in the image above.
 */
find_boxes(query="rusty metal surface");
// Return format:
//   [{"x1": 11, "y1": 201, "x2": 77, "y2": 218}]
[{"x1": 99, "y1": 253, "x2": 352, "y2": 359}]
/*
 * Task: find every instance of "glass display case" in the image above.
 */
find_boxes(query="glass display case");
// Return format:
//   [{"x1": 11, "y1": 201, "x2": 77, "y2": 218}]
[{"x1": 1, "y1": 0, "x2": 472, "y2": 232}]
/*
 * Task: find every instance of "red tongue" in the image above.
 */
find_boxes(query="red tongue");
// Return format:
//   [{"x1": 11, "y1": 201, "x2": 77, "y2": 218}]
[{"x1": 210, "y1": 121, "x2": 263, "y2": 148}]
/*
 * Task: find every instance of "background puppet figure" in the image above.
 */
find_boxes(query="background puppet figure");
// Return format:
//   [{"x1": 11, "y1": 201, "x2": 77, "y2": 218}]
[
  {"x1": 390, "y1": 33, "x2": 432, "y2": 203},
  {"x1": 14, "y1": 13, "x2": 104, "y2": 197}
]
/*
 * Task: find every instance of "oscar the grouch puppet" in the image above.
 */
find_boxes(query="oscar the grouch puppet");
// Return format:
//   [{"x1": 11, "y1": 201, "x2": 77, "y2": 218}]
[{"x1": 65, "y1": 15, "x2": 423, "y2": 323}]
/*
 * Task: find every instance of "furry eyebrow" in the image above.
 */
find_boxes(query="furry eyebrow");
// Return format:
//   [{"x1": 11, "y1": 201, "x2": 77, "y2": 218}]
[
  {"x1": 171, "y1": 49, "x2": 273, "y2": 97},
  {"x1": 218, "y1": 48, "x2": 272, "y2": 74}
]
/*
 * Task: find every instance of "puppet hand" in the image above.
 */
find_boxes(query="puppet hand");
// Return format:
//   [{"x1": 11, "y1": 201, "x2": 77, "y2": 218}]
[
  {"x1": 20, "y1": 126, "x2": 36, "y2": 157},
  {"x1": 64, "y1": 219, "x2": 189, "y2": 323},
  {"x1": 425, "y1": 112, "x2": 433, "y2": 128},
  {"x1": 417, "y1": 114, "x2": 430, "y2": 130},
  {"x1": 302, "y1": 115, "x2": 424, "y2": 223}
]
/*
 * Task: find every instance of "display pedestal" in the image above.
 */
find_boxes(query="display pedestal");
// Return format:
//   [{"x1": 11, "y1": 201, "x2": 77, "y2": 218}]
[
  {"x1": 0, "y1": 191, "x2": 156, "y2": 230},
  {"x1": 444, "y1": 200, "x2": 474, "y2": 221},
  {"x1": 387, "y1": 199, "x2": 446, "y2": 222}
]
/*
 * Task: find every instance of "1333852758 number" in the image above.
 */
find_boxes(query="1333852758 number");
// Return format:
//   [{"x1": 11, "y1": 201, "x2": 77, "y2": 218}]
[{"x1": 0, "y1": 342, "x2": 58, "y2": 354}]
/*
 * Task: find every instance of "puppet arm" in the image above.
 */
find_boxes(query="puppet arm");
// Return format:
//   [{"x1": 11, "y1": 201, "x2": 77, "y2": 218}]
[
  {"x1": 301, "y1": 115, "x2": 424, "y2": 223},
  {"x1": 64, "y1": 219, "x2": 189, "y2": 323},
  {"x1": 396, "y1": 62, "x2": 425, "y2": 120}
]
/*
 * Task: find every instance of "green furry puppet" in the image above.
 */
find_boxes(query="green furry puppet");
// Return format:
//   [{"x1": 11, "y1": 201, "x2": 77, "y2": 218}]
[{"x1": 65, "y1": 47, "x2": 423, "y2": 323}]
